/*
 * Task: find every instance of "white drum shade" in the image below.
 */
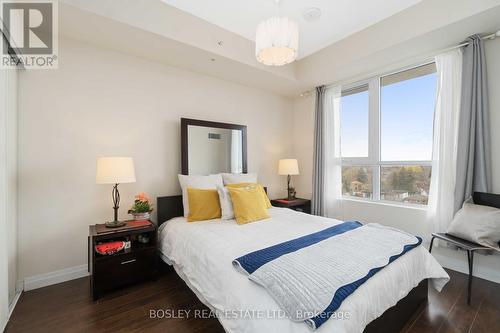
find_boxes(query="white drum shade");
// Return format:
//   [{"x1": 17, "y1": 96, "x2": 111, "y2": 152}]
[
  {"x1": 279, "y1": 159, "x2": 299, "y2": 175},
  {"x1": 96, "y1": 157, "x2": 136, "y2": 184},
  {"x1": 255, "y1": 17, "x2": 299, "y2": 66}
]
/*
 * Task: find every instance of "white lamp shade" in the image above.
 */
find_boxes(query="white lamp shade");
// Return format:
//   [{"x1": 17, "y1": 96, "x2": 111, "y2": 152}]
[
  {"x1": 96, "y1": 157, "x2": 136, "y2": 184},
  {"x1": 255, "y1": 17, "x2": 298, "y2": 66},
  {"x1": 279, "y1": 159, "x2": 299, "y2": 175}
]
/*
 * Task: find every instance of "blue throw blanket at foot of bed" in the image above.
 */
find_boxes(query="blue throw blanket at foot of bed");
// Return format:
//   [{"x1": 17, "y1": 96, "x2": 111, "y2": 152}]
[{"x1": 232, "y1": 222, "x2": 422, "y2": 329}]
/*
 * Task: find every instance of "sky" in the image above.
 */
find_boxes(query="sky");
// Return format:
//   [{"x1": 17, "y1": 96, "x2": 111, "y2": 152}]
[{"x1": 340, "y1": 73, "x2": 437, "y2": 161}]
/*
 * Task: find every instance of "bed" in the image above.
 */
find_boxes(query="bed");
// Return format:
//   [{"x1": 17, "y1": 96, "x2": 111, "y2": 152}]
[
  {"x1": 157, "y1": 199, "x2": 449, "y2": 333},
  {"x1": 158, "y1": 117, "x2": 450, "y2": 332}
]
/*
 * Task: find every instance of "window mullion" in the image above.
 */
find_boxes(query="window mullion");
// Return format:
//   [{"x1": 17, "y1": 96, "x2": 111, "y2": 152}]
[
  {"x1": 373, "y1": 165, "x2": 381, "y2": 201},
  {"x1": 378, "y1": 160, "x2": 432, "y2": 166},
  {"x1": 369, "y1": 78, "x2": 381, "y2": 200}
]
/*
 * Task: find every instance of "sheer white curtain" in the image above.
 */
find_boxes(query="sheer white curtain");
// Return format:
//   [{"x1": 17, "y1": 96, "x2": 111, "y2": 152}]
[
  {"x1": 427, "y1": 49, "x2": 463, "y2": 234},
  {"x1": 323, "y1": 85, "x2": 343, "y2": 219}
]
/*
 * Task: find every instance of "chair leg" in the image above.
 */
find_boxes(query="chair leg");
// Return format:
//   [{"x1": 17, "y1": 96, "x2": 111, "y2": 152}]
[
  {"x1": 429, "y1": 236, "x2": 436, "y2": 253},
  {"x1": 467, "y1": 250, "x2": 474, "y2": 305}
]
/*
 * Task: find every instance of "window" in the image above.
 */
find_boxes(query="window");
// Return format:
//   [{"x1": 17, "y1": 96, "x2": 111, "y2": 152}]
[
  {"x1": 340, "y1": 85, "x2": 369, "y2": 158},
  {"x1": 380, "y1": 64, "x2": 436, "y2": 161},
  {"x1": 380, "y1": 165, "x2": 432, "y2": 205},
  {"x1": 342, "y1": 166, "x2": 373, "y2": 199},
  {"x1": 340, "y1": 63, "x2": 437, "y2": 205}
]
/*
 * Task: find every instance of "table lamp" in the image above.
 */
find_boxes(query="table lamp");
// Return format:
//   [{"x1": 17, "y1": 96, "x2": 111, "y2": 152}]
[
  {"x1": 96, "y1": 157, "x2": 136, "y2": 227},
  {"x1": 278, "y1": 159, "x2": 299, "y2": 200}
]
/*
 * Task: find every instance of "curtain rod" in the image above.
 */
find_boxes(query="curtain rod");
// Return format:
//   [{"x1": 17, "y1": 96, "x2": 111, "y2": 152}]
[
  {"x1": 299, "y1": 30, "x2": 500, "y2": 98},
  {"x1": 443, "y1": 30, "x2": 499, "y2": 52}
]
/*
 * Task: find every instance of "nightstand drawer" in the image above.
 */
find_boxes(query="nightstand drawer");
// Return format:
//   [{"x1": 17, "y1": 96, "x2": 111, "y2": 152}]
[
  {"x1": 292, "y1": 206, "x2": 306, "y2": 213},
  {"x1": 94, "y1": 249, "x2": 156, "y2": 292}
]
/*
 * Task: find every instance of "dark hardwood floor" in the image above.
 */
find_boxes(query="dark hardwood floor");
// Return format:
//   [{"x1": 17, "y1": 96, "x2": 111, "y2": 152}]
[{"x1": 6, "y1": 268, "x2": 500, "y2": 333}]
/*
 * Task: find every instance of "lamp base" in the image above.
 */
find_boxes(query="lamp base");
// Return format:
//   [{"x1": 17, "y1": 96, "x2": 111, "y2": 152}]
[{"x1": 105, "y1": 220, "x2": 127, "y2": 228}]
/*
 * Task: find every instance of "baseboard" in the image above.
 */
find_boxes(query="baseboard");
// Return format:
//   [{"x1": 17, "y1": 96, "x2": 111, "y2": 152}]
[
  {"x1": 8, "y1": 288, "x2": 22, "y2": 318},
  {"x1": 24, "y1": 264, "x2": 89, "y2": 291},
  {"x1": 7, "y1": 280, "x2": 24, "y2": 320},
  {"x1": 15, "y1": 279, "x2": 23, "y2": 294},
  {"x1": 432, "y1": 247, "x2": 500, "y2": 284}
]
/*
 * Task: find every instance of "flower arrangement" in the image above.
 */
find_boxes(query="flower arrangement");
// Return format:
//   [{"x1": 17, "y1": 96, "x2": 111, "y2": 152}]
[{"x1": 128, "y1": 192, "x2": 153, "y2": 220}]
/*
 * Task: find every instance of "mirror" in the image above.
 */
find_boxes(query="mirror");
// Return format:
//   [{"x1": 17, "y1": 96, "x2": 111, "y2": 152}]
[{"x1": 181, "y1": 118, "x2": 247, "y2": 175}]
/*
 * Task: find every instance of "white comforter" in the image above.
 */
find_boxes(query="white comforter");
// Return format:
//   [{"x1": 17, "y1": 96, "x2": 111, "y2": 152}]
[{"x1": 159, "y1": 208, "x2": 449, "y2": 333}]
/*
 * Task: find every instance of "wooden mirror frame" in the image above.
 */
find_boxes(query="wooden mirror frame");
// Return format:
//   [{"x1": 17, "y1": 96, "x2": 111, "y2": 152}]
[{"x1": 181, "y1": 118, "x2": 248, "y2": 175}]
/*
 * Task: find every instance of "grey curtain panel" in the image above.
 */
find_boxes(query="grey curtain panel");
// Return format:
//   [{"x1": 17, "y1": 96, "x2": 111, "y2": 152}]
[
  {"x1": 312, "y1": 86, "x2": 326, "y2": 216},
  {"x1": 454, "y1": 35, "x2": 492, "y2": 212}
]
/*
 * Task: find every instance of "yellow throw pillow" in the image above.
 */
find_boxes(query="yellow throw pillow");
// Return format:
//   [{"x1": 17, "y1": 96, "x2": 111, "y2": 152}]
[
  {"x1": 228, "y1": 186, "x2": 270, "y2": 225},
  {"x1": 187, "y1": 188, "x2": 221, "y2": 222},
  {"x1": 226, "y1": 182, "x2": 272, "y2": 208}
]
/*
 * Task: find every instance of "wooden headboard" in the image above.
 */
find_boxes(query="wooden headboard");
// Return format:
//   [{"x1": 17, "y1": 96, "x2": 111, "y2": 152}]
[
  {"x1": 157, "y1": 187, "x2": 268, "y2": 225},
  {"x1": 157, "y1": 195, "x2": 183, "y2": 225}
]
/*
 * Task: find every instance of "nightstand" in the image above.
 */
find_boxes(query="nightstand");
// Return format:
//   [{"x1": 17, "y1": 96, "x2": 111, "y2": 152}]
[
  {"x1": 271, "y1": 198, "x2": 311, "y2": 214},
  {"x1": 88, "y1": 221, "x2": 158, "y2": 300}
]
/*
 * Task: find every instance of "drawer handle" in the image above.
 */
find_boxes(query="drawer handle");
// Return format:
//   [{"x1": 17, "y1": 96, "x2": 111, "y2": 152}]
[{"x1": 121, "y1": 259, "x2": 136, "y2": 265}]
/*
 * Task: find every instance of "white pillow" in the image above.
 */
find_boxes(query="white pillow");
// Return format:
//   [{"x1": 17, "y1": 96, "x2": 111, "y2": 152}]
[
  {"x1": 221, "y1": 173, "x2": 257, "y2": 185},
  {"x1": 178, "y1": 174, "x2": 223, "y2": 217},
  {"x1": 217, "y1": 186, "x2": 234, "y2": 220},
  {"x1": 446, "y1": 198, "x2": 500, "y2": 250}
]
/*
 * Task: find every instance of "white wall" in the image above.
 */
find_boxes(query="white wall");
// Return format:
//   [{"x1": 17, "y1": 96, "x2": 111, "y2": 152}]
[
  {"x1": 18, "y1": 37, "x2": 293, "y2": 281},
  {"x1": 0, "y1": 67, "x2": 19, "y2": 329},
  {"x1": 292, "y1": 38, "x2": 500, "y2": 283},
  {"x1": 0, "y1": 69, "x2": 10, "y2": 333},
  {"x1": 292, "y1": 94, "x2": 315, "y2": 200},
  {"x1": 5, "y1": 69, "x2": 18, "y2": 306}
]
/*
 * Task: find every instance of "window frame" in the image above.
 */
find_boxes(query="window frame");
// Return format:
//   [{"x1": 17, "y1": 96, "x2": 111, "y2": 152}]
[{"x1": 340, "y1": 62, "x2": 435, "y2": 207}]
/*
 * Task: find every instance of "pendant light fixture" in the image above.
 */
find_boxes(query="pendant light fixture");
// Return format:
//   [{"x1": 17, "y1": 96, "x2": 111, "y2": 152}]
[{"x1": 255, "y1": 0, "x2": 299, "y2": 66}]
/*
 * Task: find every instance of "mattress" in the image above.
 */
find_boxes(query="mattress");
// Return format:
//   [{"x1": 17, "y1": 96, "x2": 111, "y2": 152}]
[{"x1": 159, "y1": 207, "x2": 449, "y2": 333}]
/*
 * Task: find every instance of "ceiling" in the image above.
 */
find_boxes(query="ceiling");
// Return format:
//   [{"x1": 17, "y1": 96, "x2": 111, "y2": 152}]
[
  {"x1": 59, "y1": 0, "x2": 500, "y2": 97},
  {"x1": 160, "y1": 0, "x2": 422, "y2": 58}
]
